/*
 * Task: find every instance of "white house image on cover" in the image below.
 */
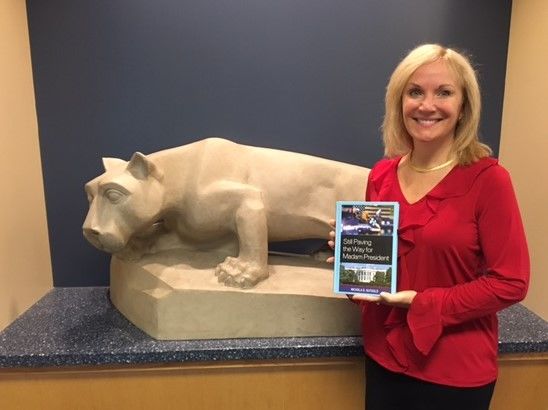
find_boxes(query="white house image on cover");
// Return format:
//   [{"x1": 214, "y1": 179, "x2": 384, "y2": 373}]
[{"x1": 337, "y1": 203, "x2": 397, "y2": 295}]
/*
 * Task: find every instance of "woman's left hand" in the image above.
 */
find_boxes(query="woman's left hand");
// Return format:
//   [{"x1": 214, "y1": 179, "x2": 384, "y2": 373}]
[{"x1": 350, "y1": 290, "x2": 417, "y2": 308}]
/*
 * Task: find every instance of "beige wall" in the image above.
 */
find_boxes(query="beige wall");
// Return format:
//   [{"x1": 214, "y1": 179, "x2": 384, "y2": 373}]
[
  {"x1": 0, "y1": 0, "x2": 52, "y2": 330},
  {"x1": 500, "y1": 0, "x2": 548, "y2": 320}
]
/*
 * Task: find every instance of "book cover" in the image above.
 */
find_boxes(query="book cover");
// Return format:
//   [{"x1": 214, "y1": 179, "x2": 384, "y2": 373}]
[{"x1": 333, "y1": 201, "x2": 399, "y2": 296}]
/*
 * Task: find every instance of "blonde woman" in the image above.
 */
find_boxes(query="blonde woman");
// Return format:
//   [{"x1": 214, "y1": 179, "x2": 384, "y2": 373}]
[{"x1": 329, "y1": 44, "x2": 529, "y2": 409}]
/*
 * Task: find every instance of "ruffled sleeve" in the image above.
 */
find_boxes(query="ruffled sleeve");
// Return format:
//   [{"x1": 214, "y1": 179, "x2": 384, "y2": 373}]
[{"x1": 407, "y1": 288, "x2": 446, "y2": 355}]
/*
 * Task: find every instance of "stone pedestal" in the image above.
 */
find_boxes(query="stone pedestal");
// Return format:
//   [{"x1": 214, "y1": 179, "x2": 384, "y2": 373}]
[{"x1": 110, "y1": 249, "x2": 361, "y2": 340}]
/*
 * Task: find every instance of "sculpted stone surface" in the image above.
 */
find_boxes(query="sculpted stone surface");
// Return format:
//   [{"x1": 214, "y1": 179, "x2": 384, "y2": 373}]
[
  {"x1": 83, "y1": 138, "x2": 369, "y2": 339},
  {"x1": 83, "y1": 137, "x2": 369, "y2": 288}
]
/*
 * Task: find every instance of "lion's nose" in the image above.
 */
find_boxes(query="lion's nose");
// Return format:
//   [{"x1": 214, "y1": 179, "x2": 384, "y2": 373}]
[{"x1": 83, "y1": 227, "x2": 100, "y2": 236}]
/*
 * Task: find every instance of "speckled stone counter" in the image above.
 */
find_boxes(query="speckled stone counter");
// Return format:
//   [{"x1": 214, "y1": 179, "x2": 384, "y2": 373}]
[{"x1": 0, "y1": 287, "x2": 546, "y2": 368}]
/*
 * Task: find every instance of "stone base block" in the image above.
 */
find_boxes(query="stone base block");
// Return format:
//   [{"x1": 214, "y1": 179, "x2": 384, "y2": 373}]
[{"x1": 110, "y1": 249, "x2": 361, "y2": 340}]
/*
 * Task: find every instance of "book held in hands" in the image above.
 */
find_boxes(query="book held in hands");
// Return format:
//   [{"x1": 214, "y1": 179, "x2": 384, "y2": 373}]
[{"x1": 333, "y1": 201, "x2": 399, "y2": 296}]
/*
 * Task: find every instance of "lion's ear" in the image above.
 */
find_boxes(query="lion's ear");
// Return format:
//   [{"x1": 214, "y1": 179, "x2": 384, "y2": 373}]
[
  {"x1": 102, "y1": 157, "x2": 127, "y2": 171},
  {"x1": 127, "y1": 152, "x2": 163, "y2": 181}
]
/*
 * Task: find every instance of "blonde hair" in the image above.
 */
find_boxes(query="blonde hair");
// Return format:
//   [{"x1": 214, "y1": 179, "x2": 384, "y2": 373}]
[{"x1": 382, "y1": 44, "x2": 492, "y2": 164}]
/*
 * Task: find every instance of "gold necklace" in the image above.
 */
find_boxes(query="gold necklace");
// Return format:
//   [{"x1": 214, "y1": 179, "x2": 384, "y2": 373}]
[{"x1": 409, "y1": 157, "x2": 456, "y2": 173}]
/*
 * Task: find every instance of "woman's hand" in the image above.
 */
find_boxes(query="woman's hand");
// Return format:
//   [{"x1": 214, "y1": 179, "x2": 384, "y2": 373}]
[
  {"x1": 350, "y1": 290, "x2": 417, "y2": 308},
  {"x1": 326, "y1": 219, "x2": 336, "y2": 263}
]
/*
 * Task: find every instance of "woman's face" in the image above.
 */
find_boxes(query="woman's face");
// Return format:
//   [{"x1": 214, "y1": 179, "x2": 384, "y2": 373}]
[{"x1": 402, "y1": 59, "x2": 463, "y2": 147}]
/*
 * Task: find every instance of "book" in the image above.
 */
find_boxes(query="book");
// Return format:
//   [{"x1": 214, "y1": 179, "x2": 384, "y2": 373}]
[{"x1": 333, "y1": 201, "x2": 399, "y2": 296}]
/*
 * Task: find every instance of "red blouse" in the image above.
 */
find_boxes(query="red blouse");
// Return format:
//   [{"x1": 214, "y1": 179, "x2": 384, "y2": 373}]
[{"x1": 361, "y1": 157, "x2": 529, "y2": 387}]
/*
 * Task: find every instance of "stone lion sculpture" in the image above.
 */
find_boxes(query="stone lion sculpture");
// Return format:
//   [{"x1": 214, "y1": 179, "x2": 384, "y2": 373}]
[{"x1": 83, "y1": 137, "x2": 369, "y2": 289}]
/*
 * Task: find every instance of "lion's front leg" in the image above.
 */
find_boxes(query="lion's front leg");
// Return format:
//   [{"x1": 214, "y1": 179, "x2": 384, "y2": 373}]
[{"x1": 214, "y1": 190, "x2": 269, "y2": 289}]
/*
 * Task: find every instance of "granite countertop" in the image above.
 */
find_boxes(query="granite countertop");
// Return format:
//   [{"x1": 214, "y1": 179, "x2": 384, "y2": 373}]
[{"x1": 0, "y1": 287, "x2": 546, "y2": 368}]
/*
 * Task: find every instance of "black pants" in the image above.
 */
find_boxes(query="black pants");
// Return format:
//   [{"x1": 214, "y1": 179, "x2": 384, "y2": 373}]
[{"x1": 365, "y1": 357, "x2": 496, "y2": 410}]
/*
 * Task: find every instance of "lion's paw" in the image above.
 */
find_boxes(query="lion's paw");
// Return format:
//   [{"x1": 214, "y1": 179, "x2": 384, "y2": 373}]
[{"x1": 215, "y1": 257, "x2": 268, "y2": 289}]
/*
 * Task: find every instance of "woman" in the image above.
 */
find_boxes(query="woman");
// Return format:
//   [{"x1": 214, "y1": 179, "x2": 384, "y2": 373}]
[{"x1": 329, "y1": 44, "x2": 529, "y2": 410}]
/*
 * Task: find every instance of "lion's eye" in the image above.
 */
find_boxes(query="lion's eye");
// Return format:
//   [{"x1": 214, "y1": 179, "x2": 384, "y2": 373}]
[{"x1": 104, "y1": 189, "x2": 125, "y2": 203}]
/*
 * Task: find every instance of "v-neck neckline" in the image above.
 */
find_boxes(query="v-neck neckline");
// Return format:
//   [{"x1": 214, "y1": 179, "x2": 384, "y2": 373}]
[{"x1": 394, "y1": 156, "x2": 457, "y2": 206}]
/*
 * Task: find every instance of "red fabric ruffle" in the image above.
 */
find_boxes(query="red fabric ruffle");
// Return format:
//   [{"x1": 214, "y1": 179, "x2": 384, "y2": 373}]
[{"x1": 368, "y1": 157, "x2": 499, "y2": 356}]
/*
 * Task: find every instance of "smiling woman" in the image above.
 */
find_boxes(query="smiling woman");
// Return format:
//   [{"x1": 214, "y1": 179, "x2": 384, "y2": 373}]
[
  {"x1": 402, "y1": 60, "x2": 463, "y2": 157},
  {"x1": 340, "y1": 44, "x2": 530, "y2": 410},
  {"x1": 383, "y1": 45, "x2": 490, "y2": 167}
]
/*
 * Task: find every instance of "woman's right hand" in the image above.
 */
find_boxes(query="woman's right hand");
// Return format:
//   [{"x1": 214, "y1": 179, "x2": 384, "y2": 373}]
[{"x1": 326, "y1": 219, "x2": 336, "y2": 263}]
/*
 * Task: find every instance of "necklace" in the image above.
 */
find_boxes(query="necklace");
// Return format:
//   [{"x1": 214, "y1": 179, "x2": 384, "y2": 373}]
[{"x1": 408, "y1": 157, "x2": 456, "y2": 173}]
